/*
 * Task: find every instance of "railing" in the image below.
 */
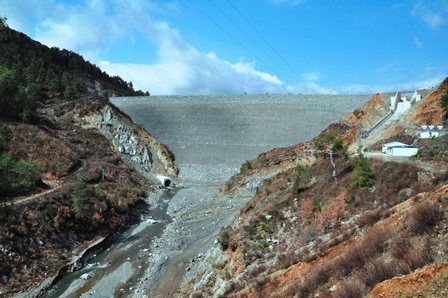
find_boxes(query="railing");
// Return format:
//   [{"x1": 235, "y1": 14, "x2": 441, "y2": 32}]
[{"x1": 365, "y1": 111, "x2": 394, "y2": 136}]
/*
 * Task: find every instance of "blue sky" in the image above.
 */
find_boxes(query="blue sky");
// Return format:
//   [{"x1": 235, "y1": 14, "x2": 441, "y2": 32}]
[{"x1": 1, "y1": 0, "x2": 447, "y2": 95}]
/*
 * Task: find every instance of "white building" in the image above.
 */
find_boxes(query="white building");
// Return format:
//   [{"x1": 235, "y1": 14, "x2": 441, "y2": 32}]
[
  {"x1": 383, "y1": 142, "x2": 418, "y2": 157},
  {"x1": 410, "y1": 90, "x2": 422, "y2": 103},
  {"x1": 420, "y1": 125, "x2": 443, "y2": 139},
  {"x1": 382, "y1": 141, "x2": 408, "y2": 153}
]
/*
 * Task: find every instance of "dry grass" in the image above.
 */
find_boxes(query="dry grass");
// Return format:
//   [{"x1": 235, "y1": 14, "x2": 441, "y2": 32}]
[
  {"x1": 332, "y1": 278, "x2": 364, "y2": 298},
  {"x1": 356, "y1": 207, "x2": 383, "y2": 228},
  {"x1": 361, "y1": 258, "x2": 397, "y2": 288},
  {"x1": 407, "y1": 203, "x2": 444, "y2": 234}
]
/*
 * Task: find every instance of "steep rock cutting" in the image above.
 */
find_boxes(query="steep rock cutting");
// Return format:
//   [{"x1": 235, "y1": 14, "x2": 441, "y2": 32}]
[{"x1": 83, "y1": 104, "x2": 178, "y2": 178}]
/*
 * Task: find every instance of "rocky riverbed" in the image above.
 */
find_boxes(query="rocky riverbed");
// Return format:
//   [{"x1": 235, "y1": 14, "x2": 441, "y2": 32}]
[{"x1": 41, "y1": 182, "x2": 254, "y2": 298}]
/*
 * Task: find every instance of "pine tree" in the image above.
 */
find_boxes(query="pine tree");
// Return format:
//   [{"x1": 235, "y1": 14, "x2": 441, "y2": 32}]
[
  {"x1": 71, "y1": 178, "x2": 92, "y2": 220},
  {"x1": 351, "y1": 154, "x2": 375, "y2": 188}
]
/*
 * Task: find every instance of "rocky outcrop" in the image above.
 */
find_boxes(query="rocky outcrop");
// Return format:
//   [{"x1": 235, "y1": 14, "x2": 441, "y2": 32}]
[
  {"x1": 367, "y1": 263, "x2": 448, "y2": 298},
  {"x1": 343, "y1": 93, "x2": 389, "y2": 129},
  {"x1": 406, "y1": 77, "x2": 448, "y2": 125},
  {"x1": 83, "y1": 104, "x2": 178, "y2": 178}
]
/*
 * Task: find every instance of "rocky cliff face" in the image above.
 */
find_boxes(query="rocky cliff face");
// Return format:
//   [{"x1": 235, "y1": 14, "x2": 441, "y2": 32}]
[
  {"x1": 83, "y1": 104, "x2": 178, "y2": 179},
  {"x1": 343, "y1": 93, "x2": 389, "y2": 129}
]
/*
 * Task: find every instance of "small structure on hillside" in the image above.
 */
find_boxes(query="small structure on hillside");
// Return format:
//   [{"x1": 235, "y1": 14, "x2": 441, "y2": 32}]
[
  {"x1": 390, "y1": 90, "x2": 422, "y2": 113},
  {"x1": 382, "y1": 141, "x2": 407, "y2": 153},
  {"x1": 410, "y1": 90, "x2": 422, "y2": 103},
  {"x1": 420, "y1": 125, "x2": 444, "y2": 139},
  {"x1": 382, "y1": 141, "x2": 418, "y2": 157}
]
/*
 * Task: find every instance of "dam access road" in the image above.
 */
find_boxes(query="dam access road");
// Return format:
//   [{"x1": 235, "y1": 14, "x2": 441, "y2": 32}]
[{"x1": 42, "y1": 94, "x2": 370, "y2": 297}]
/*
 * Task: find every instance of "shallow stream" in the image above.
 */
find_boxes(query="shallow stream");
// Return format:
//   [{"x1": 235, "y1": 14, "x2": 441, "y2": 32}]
[{"x1": 44, "y1": 188, "x2": 176, "y2": 297}]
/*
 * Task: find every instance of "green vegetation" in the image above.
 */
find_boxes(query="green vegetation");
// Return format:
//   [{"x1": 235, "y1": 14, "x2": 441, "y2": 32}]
[
  {"x1": 351, "y1": 153, "x2": 375, "y2": 188},
  {"x1": 440, "y1": 91, "x2": 448, "y2": 123},
  {"x1": 257, "y1": 153, "x2": 268, "y2": 167},
  {"x1": 0, "y1": 122, "x2": 10, "y2": 152},
  {"x1": 291, "y1": 164, "x2": 310, "y2": 197},
  {"x1": 0, "y1": 70, "x2": 40, "y2": 121},
  {"x1": 71, "y1": 178, "x2": 93, "y2": 220},
  {"x1": 0, "y1": 123, "x2": 43, "y2": 198},
  {"x1": 218, "y1": 225, "x2": 233, "y2": 251},
  {"x1": 416, "y1": 134, "x2": 448, "y2": 161},
  {"x1": 314, "y1": 130, "x2": 347, "y2": 156},
  {"x1": 0, "y1": 25, "x2": 146, "y2": 121},
  {"x1": 0, "y1": 153, "x2": 43, "y2": 197},
  {"x1": 240, "y1": 160, "x2": 253, "y2": 174}
]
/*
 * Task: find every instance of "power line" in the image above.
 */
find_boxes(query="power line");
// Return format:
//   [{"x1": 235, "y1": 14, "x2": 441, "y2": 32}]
[
  {"x1": 208, "y1": 0, "x2": 295, "y2": 83},
  {"x1": 228, "y1": 0, "x2": 301, "y2": 81},
  {"x1": 186, "y1": 0, "x2": 280, "y2": 78}
]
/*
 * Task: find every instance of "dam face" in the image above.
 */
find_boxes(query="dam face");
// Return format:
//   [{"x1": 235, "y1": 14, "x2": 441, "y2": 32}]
[{"x1": 111, "y1": 94, "x2": 370, "y2": 182}]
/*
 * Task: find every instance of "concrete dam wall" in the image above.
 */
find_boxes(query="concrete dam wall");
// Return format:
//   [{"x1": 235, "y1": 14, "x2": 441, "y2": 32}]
[{"x1": 111, "y1": 94, "x2": 370, "y2": 182}]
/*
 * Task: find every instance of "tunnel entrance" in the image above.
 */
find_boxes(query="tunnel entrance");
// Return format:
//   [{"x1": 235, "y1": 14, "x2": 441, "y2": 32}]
[
  {"x1": 156, "y1": 175, "x2": 172, "y2": 188},
  {"x1": 164, "y1": 179, "x2": 171, "y2": 187}
]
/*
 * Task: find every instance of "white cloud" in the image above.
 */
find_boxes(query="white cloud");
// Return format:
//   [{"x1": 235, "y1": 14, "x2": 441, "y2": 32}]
[
  {"x1": 98, "y1": 17, "x2": 290, "y2": 95},
  {"x1": 411, "y1": 1, "x2": 448, "y2": 29}
]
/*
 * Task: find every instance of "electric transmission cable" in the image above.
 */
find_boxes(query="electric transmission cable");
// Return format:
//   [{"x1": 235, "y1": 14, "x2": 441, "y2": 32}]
[
  {"x1": 228, "y1": 0, "x2": 301, "y2": 81},
  {"x1": 208, "y1": 0, "x2": 295, "y2": 83},
  {"x1": 186, "y1": 0, "x2": 280, "y2": 77}
]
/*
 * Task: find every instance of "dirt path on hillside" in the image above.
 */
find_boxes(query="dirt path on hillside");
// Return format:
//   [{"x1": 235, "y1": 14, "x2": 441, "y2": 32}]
[{"x1": 1, "y1": 179, "x2": 63, "y2": 207}]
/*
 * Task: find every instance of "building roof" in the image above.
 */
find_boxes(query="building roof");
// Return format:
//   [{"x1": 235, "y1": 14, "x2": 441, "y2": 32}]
[
  {"x1": 388, "y1": 145, "x2": 418, "y2": 149},
  {"x1": 383, "y1": 141, "x2": 408, "y2": 147}
]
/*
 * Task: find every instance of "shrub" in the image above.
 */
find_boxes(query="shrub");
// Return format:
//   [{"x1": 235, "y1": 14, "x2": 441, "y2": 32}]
[
  {"x1": 191, "y1": 292, "x2": 204, "y2": 298},
  {"x1": 356, "y1": 208, "x2": 383, "y2": 228},
  {"x1": 291, "y1": 164, "x2": 310, "y2": 197},
  {"x1": 257, "y1": 153, "x2": 268, "y2": 167},
  {"x1": 315, "y1": 130, "x2": 338, "y2": 150},
  {"x1": 351, "y1": 154, "x2": 375, "y2": 188},
  {"x1": 335, "y1": 227, "x2": 388, "y2": 277},
  {"x1": 407, "y1": 203, "x2": 444, "y2": 234},
  {"x1": 248, "y1": 264, "x2": 266, "y2": 278},
  {"x1": 361, "y1": 258, "x2": 397, "y2": 288},
  {"x1": 218, "y1": 226, "x2": 232, "y2": 251},
  {"x1": 296, "y1": 263, "x2": 333, "y2": 296},
  {"x1": 314, "y1": 130, "x2": 347, "y2": 157},
  {"x1": 0, "y1": 153, "x2": 43, "y2": 197},
  {"x1": 363, "y1": 226, "x2": 388, "y2": 255},
  {"x1": 0, "y1": 123, "x2": 10, "y2": 153},
  {"x1": 259, "y1": 222, "x2": 272, "y2": 233},
  {"x1": 71, "y1": 178, "x2": 93, "y2": 220},
  {"x1": 401, "y1": 237, "x2": 433, "y2": 271},
  {"x1": 332, "y1": 279, "x2": 364, "y2": 298},
  {"x1": 240, "y1": 160, "x2": 253, "y2": 174},
  {"x1": 390, "y1": 237, "x2": 411, "y2": 260},
  {"x1": 278, "y1": 252, "x2": 297, "y2": 269}
]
